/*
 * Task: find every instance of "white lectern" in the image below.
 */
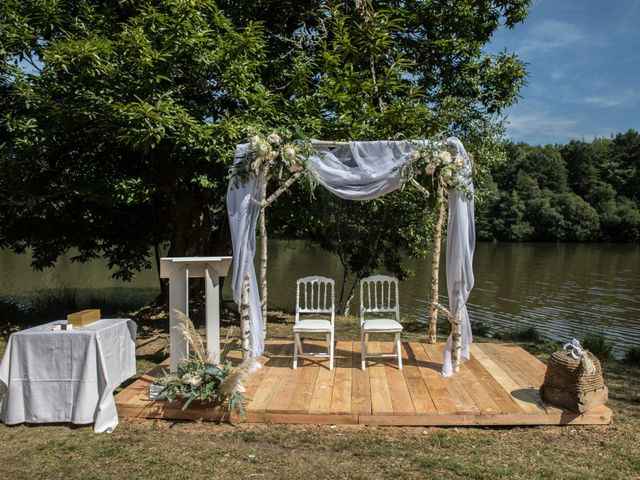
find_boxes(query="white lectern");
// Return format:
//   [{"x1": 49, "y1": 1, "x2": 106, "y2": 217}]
[{"x1": 159, "y1": 256, "x2": 232, "y2": 372}]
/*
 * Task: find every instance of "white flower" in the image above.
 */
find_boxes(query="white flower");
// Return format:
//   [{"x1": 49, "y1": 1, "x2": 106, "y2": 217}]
[
  {"x1": 249, "y1": 135, "x2": 260, "y2": 149},
  {"x1": 250, "y1": 160, "x2": 261, "y2": 172},
  {"x1": 159, "y1": 374, "x2": 180, "y2": 385},
  {"x1": 411, "y1": 151, "x2": 421, "y2": 161},
  {"x1": 438, "y1": 151, "x2": 452, "y2": 165},
  {"x1": 442, "y1": 169, "x2": 453, "y2": 181},
  {"x1": 282, "y1": 144, "x2": 298, "y2": 163},
  {"x1": 190, "y1": 375, "x2": 202, "y2": 387},
  {"x1": 425, "y1": 164, "x2": 437, "y2": 175},
  {"x1": 267, "y1": 150, "x2": 278, "y2": 162},
  {"x1": 267, "y1": 132, "x2": 282, "y2": 145},
  {"x1": 181, "y1": 373, "x2": 193, "y2": 384},
  {"x1": 256, "y1": 140, "x2": 271, "y2": 157},
  {"x1": 454, "y1": 155, "x2": 464, "y2": 167}
]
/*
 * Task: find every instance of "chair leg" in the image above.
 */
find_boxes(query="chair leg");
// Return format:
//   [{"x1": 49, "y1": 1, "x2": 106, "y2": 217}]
[
  {"x1": 361, "y1": 329, "x2": 366, "y2": 370},
  {"x1": 295, "y1": 335, "x2": 305, "y2": 356},
  {"x1": 293, "y1": 333, "x2": 298, "y2": 369},
  {"x1": 329, "y1": 331, "x2": 334, "y2": 370},
  {"x1": 396, "y1": 333, "x2": 403, "y2": 370}
]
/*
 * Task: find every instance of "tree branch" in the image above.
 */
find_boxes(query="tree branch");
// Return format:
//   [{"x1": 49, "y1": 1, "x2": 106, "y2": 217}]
[
  {"x1": 262, "y1": 170, "x2": 303, "y2": 208},
  {"x1": 411, "y1": 179, "x2": 430, "y2": 197}
]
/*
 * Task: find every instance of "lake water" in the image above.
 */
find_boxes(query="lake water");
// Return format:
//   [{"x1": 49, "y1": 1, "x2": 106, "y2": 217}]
[{"x1": 1, "y1": 241, "x2": 639, "y2": 356}]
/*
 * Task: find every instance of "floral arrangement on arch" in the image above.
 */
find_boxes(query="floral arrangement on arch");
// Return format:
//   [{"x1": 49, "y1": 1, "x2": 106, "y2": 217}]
[
  {"x1": 232, "y1": 131, "x2": 315, "y2": 183},
  {"x1": 153, "y1": 311, "x2": 251, "y2": 414},
  {"x1": 401, "y1": 141, "x2": 472, "y2": 198}
]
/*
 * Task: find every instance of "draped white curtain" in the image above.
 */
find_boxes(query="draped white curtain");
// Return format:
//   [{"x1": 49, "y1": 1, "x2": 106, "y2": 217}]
[
  {"x1": 441, "y1": 137, "x2": 475, "y2": 376},
  {"x1": 227, "y1": 138, "x2": 475, "y2": 375},
  {"x1": 226, "y1": 144, "x2": 266, "y2": 358}
]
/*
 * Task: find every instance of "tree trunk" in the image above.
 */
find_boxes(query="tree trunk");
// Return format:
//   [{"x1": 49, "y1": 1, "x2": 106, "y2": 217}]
[
  {"x1": 154, "y1": 145, "x2": 214, "y2": 259},
  {"x1": 153, "y1": 148, "x2": 223, "y2": 305},
  {"x1": 151, "y1": 193, "x2": 169, "y2": 301},
  {"x1": 451, "y1": 311, "x2": 461, "y2": 372},
  {"x1": 341, "y1": 276, "x2": 360, "y2": 316},
  {"x1": 154, "y1": 241, "x2": 169, "y2": 300},
  {"x1": 338, "y1": 267, "x2": 348, "y2": 309},
  {"x1": 428, "y1": 186, "x2": 447, "y2": 343},
  {"x1": 240, "y1": 272, "x2": 250, "y2": 361},
  {"x1": 166, "y1": 194, "x2": 213, "y2": 258},
  {"x1": 211, "y1": 211, "x2": 232, "y2": 256},
  {"x1": 258, "y1": 170, "x2": 268, "y2": 336}
]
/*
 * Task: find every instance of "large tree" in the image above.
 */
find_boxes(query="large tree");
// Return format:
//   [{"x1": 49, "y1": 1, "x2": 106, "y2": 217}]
[
  {"x1": 0, "y1": 0, "x2": 530, "y2": 285},
  {"x1": 0, "y1": 0, "x2": 273, "y2": 283}
]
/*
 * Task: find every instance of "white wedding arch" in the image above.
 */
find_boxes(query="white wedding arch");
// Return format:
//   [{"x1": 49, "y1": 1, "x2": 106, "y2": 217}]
[{"x1": 226, "y1": 137, "x2": 475, "y2": 376}]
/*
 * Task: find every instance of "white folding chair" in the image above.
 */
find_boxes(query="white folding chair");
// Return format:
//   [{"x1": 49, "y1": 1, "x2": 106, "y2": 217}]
[
  {"x1": 360, "y1": 275, "x2": 403, "y2": 370},
  {"x1": 293, "y1": 276, "x2": 335, "y2": 370}
]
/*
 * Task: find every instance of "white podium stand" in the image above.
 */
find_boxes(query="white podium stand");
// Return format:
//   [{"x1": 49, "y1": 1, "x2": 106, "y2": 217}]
[{"x1": 159, "y1": 257, "x2": 232, "y2": 372}]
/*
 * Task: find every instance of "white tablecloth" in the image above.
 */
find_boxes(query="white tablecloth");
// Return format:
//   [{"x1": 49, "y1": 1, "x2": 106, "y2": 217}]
[{"x1": 0, "y1": 318, "x2": 137, "y2": 433}]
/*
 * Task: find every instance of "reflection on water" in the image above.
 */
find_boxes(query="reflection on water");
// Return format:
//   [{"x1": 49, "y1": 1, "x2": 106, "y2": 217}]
[{"x1": 1, "y1": 241, "x2": 639, "y2": 355}]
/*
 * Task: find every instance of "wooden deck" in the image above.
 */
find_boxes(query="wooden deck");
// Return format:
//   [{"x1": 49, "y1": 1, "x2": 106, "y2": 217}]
[{"x1": 115, "y1": 341, "x2": 612, "y2": 426}]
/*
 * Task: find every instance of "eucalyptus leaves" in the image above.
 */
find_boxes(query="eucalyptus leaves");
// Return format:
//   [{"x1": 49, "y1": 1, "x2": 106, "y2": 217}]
[{"x1": 154, "y1": 311, "x2": 251, "y2": 414}]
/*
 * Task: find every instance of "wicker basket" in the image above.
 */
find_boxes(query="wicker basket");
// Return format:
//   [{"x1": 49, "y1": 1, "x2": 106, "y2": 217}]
[{"x1": 540, "y1": 348, "x2": 608, "y2": 413}]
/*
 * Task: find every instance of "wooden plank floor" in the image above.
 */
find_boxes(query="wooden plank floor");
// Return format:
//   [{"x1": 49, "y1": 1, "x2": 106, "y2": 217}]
[{"x1": 115, "y1": 341, "x2": 612, "y2": 426}]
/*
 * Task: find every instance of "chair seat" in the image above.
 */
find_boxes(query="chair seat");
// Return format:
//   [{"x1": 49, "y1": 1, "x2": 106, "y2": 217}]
[
  {"x1": 293, "y1": 319, "x2": 332, "y2": 332},
  {"x1": 362, "y1": 319, "x2": 403, "y2": 331}
]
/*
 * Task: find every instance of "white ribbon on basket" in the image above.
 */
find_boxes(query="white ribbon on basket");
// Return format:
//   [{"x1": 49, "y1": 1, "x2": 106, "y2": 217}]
[{"x1": 563, "y1": 338, "x2": 596, "y2": 374}]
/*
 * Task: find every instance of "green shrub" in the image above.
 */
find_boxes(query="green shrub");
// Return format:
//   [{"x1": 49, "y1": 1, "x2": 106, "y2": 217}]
[
  {"x1": 497, "y1": 325, "x2": 541, "y2": 342},
  {"x1": 623, "y1": 347, "x2": 640, "y2": 366},
  {"x1": 582, "y1": 333, "x2": 613, "y2": 361},
  {"x1": 0, "y1": 297, "x2": 30, "y2": 322},
  {"x1": 80, "y1": 290, "x2": 146, "y2": 316},
  {"x1": 31, "y1": 286, "x2": 79, "y2": 320},
  {"x1": 471, "y1": 321, "x2": 490, "y2": 337}
]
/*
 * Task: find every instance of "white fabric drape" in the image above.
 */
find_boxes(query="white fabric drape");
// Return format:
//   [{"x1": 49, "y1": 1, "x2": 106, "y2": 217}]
[
  {"x1": 227, "y1": 138, "x2": 475, "y2": 375},
  {"x1": 441, "y1": 137, "x2": 475, "y2": 376},
  {"x1": 226, "y1": 144, "x2": 265, "y2": 358},
  {"x1": 307, "y1": 140, "x2": 416, "y2": 200}
]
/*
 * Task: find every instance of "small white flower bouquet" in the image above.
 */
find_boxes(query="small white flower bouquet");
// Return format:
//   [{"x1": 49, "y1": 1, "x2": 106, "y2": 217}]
[
  {"x1": 233, "y1": 130, "x2": 313, "y2": 182},
  {"x1": 403, "y1": 142, "x2": 471, "y2": 197}
]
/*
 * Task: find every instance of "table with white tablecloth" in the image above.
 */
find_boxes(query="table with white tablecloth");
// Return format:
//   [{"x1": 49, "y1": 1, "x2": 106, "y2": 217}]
[{"x1": 0, "y1": 318, "x2": 137, "y2": 433}]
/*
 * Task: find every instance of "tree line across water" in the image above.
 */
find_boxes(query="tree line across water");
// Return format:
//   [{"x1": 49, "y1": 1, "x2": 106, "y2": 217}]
[{"x1": 477, "y1": 130, "x2": 640, "y2": 242}]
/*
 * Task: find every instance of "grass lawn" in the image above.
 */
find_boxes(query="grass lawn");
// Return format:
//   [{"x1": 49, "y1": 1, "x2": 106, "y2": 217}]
[{"x1": 1, "y1": 309, "x2": 639, "y2": 479}]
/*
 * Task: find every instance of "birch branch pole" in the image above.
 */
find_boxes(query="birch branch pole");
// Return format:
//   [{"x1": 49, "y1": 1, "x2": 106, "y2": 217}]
[
  {"x1": 240, "y1": 272, "x2": 251, "y2": 361},
  {"x1": 258, "y1": 168, "x2": 268, "y2": 335},
  {"x1": 258, "y1": 169, "x2": 304, "y2": 335},
  {"x1": 433, "y1": 301, "x2": 461, "y2": 372},
  {"x1": 410, "y1": 179, "x2": 430, "y2": 198},
  {"x1": 428, "y1": 185, "x2": 447, "y2": 344}
]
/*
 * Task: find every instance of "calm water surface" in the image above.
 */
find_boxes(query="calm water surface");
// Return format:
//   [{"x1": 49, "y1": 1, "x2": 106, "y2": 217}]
[{"x1": 1, "y1": 241, "x2": 638, "y2": 356}]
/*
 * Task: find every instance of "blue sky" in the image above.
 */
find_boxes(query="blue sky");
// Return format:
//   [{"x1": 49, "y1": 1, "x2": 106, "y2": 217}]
[{"x1": 487, "y1": 0, "x2": 640, "y2": 145}]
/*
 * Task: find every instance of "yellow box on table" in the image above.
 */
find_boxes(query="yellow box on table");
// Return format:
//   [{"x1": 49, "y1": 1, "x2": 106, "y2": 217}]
[{"x1": 67, "y1": 309, "x2": 101, "y2": 327}]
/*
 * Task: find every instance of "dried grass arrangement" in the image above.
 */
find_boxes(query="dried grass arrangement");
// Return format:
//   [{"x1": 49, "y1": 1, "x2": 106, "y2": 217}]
[{"x1": 154, "y1": 310, "x2": 252, "y2": 414}]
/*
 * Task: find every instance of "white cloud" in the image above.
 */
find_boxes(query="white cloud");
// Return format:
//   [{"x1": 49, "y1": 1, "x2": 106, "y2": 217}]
[
  {"x1": 615, "y1": 0, "x2": 640, "y2": 36},
  {"x1": 515, "y1": 20, "x2": 599, "y2": 59},
  {"x1": 504, "y1": 108, "x2": 615, "y2": 145},
  {"x1": 584, "y1": 89, "x2": 640, "y2": 108}
]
